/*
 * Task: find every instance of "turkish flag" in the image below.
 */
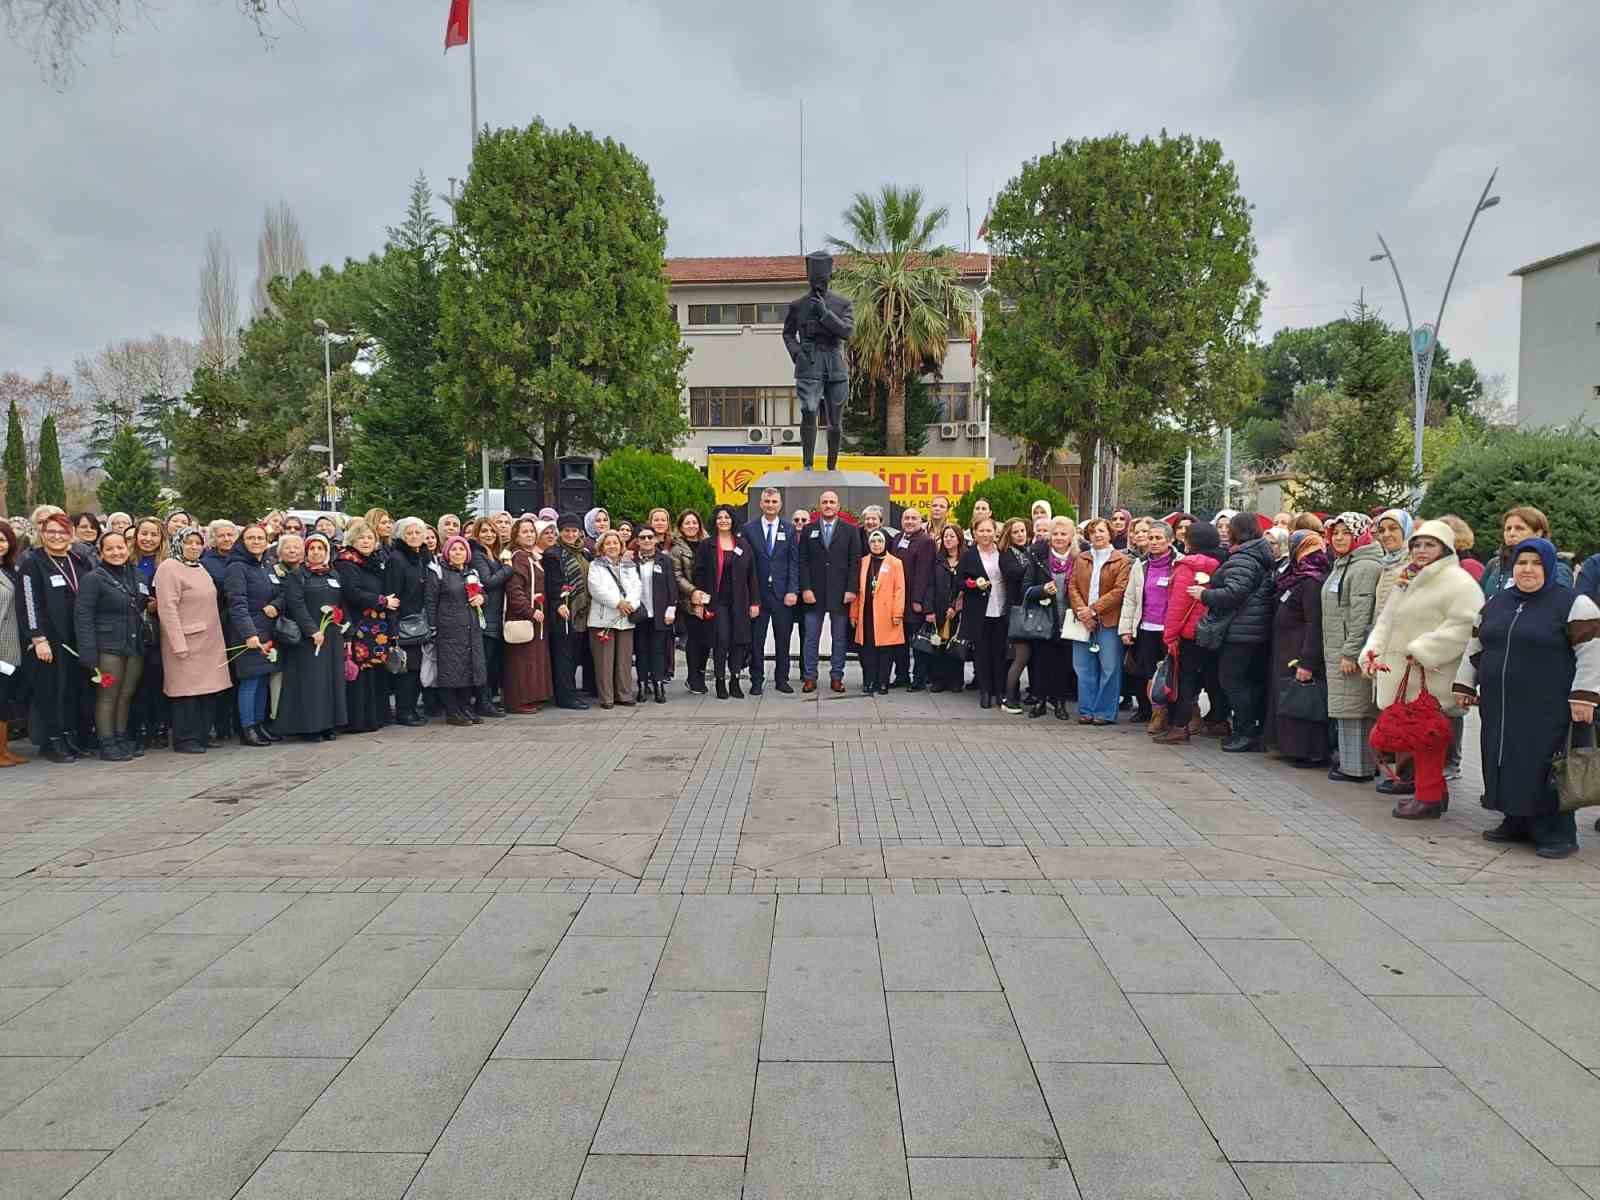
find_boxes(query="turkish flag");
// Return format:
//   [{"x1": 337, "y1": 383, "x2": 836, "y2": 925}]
[{"x1": 444, "y1": 0, "x2": 470, "y2": 49}]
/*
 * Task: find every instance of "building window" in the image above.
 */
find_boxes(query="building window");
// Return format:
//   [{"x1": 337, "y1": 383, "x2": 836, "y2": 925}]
[
  {"x1": 686, "y1": 303, "x2": 787, "y2": 326},
  {"x1": 927, "y1": 382, "x2": 976, "y2": 422},
  {"x1": 689, "y1": 386, "x2": 799, "y2": 428},
  {"x1": 667, "y1": 304, "x2": 677, "y2": 324}
]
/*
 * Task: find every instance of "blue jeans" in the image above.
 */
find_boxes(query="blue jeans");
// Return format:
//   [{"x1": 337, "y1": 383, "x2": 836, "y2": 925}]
[
  {"x1": 236, "y1": 675, "x2": 270, "y2": 727},
  {"x1": 803, "y1": 607, "x2": 849, "y2": 683},
  {"x1": 1072, "y1": 625, "x2": 1123, "y2": 721}
]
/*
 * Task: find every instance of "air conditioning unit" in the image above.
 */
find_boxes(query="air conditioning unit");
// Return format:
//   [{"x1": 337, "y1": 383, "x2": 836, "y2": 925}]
[
  {"x1": 777, "y1": 427, "x2": 801, "y2": 445},
  {"x1": 964, "y1": 421, "x2": 984, "y2": 439},
  {"x1": 938, "y1": 422, "x2": 959, "y2": 441},
  {"x1": 746, "y1": 427, "x2": 771, "y2": 445}
]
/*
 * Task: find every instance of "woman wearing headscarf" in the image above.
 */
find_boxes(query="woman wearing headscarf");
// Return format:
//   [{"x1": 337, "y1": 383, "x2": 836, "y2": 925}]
[
  {"x1": 73, "y1": 528, "x2": 148, "y2": 760},
  {"x1": 156, "y1": 527, "x2": 231, "y2": 755},
  {"x1": 20, "y1": 512, "x2": 93, "y2": 762},
  {"x1": 1479, "y1": 506, "x2": 1575, "y2": 596},
  {"x1": 1212, "y1": 508, "x2": 1239, "y2": 552},
  {"x1": 1271, "y1": 530, "x2": 1332, "y2": 766},
  {"x1": 671, "y1": 510, "x2": 708, "y2": 694},
  {"x1": 851, "y1": 528, "x2": 906, "y2": 695},
  {"x1": 1371, "y1": 508, "x2": 1414, "y2": 616},
  {"x1": 501, "y1": 518, "x2": 554, "y2": 714},
  {"x1": 426, "y1": 534, "x2": 490, "y2": 724},
  {"x1": 1360, "y1": 519, "x2": 1483, "y2": 818},
  {"x1": 1119, "y1": 520, "x2": 1179, "y2": 727},
  {"x1": 467, "y1": 517, "x2": 513, "y2": 718},
  {"x1": 587, "y1": 530, "x2": 643, "y2": 708},
  {"x1": 223, "y1": 524, "x2": 284, "y2": 747},
  {"x1": 1069, "y1": 518, "x2": 1132, "y2": 724},
  {"x1": 334, "y1": 519, "x2": 396, "y2": 734},
  {"x1": 0, "y1": 521, "x2": 31, "y2": 766},
  {"x1": 583, "y1": 507, "x2": 611, "y2": 555},
  {"x1": 385, "y1": 517, "x2": 433, "y2": 727},
  {"x1": 1320, "y1": 512, "x2": 1384, "y2": 782},
  {"x1": 275, "y1": 532, "x2": 347, "y2": 742},
  {"x1": 691, "y1": 504, "x2": 757, "y2": 700},
  {"x1": 1154, "y1": 521, "x2": 1225, "y2": 746},
  {"x1": 1455, "y1": 538, "x2": 1599, "y2": 858},
  {"x1": 1191, "y1": 512, "x2": 1278, "y2": 751}
]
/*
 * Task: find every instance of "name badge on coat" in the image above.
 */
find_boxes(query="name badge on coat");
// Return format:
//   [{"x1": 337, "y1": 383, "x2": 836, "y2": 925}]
[
  {"x1": 1156, "y1": 576, "x2": 1170, "y2": 587},
  {"x1": 734, "y1": 546, "x2": 744, "y2": 556},
  {"x1": 810, "y1": 530, "x2": 821, "y2": 539},
  {"x1": 138, "y1": 582, "x2": 150, "y2": 595},
  {"x1": 328, "y1": 578, "x2": 341, "y2": 588},
  {"x1": 49, "y1": 575, "x2": 66, "y2": 588},
  {"x1": 776, "y1": 532, "x2": 786, "y2": 542}
]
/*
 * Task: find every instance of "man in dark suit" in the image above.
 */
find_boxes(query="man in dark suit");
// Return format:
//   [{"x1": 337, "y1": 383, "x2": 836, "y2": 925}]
[
  {"x1": 887, "y1": 506, "x2": 935, "y2": 690},
  {"x1": 798, "y1": 490, "x2": 861, "y2": 693},
  {"x1": 744, "y1": 486, "x2": 799, "y2": 695}
]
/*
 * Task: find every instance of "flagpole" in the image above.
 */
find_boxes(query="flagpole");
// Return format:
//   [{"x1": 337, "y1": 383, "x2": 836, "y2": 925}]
[{"x1": 469, "y1": 1, "x2": 489, "y2": 497}]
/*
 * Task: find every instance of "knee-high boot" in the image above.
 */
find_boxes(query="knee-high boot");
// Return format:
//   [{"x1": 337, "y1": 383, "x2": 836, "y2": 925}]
[{"x1": 0, "y1": 724, "x2": 24, "y2": 766}]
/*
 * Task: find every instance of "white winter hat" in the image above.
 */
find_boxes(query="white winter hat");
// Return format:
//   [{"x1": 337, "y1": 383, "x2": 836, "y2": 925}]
[{"x1": 1409, "y1": 518, "x2": 1458, "y2": 553}]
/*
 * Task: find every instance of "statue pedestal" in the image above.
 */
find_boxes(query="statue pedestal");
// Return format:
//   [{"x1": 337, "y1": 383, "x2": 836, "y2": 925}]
[{"x1": 744, "y1": 469, "x2": 890, "y2": 524}]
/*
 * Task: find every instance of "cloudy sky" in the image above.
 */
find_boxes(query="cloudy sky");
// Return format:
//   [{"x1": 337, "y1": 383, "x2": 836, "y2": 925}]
[{"x1": 3, "y1": 0, "x2": 1596, "y2": 401}]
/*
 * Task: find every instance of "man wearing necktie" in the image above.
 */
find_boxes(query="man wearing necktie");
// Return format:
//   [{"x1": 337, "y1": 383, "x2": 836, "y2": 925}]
[
  {"x1": 743, "y1": 487, "x2": 799, "y2": 695},
  {"x1": 798, "y1": 490, "x2": 862, "y2": 693}
]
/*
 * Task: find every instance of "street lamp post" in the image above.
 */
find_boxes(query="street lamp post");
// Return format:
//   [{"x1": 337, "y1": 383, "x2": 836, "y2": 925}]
[
  {"x1": 1370, "y1": 169, "x2": 1501, "y2": 511},
  {"x1": 313, "y1": 318, "x2": 336, "y2": 510}
]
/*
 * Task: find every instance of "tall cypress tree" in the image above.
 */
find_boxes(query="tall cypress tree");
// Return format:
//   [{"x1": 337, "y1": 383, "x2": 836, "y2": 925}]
[
  {"x1": 34, "y1": 415, "x2": 66, "y2": 508},
  {"x1": 3, "y1": 399, "x2": 27, "y2": 516},
  {"x1": 97, "y1": 425, "x2": 163, "y2": 516}
]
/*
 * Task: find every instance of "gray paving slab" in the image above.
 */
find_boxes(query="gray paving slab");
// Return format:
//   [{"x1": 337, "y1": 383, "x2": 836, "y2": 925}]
[
  {"x1": 62, "y1": 1055, "x2": 343, "y2": 1200},
  {"x1": 154, "y1": 893, "x2": 297, "y2": 935},
  {"x1": 1423, "y1": 939, "x2": 1600, "y2": 1068},
  {"x1": 873, "y1": 896, "x2": 998, "y2": 991},
  {"x1": 905, "y1": 1158, "x2": 1080, "y2": 1200},
  {"x1": 0, "y1": 1057, "x2": 76, "y2": 1117},
  {"x1": 1233, "y1": 1163, "x2": 1421, "y2": 1199},
  {"x1": 280, "y1": 987, "x2": 522, "y2": 1153},
  {"x1": 1132, "y1": 994, "x2": 1379, "y2": 1162},
  {"x1": 744, "y1": 1061, "x2": 909, "y2": 1200},
  {"x1": 1164, "y1": 896, "x2": 1296, "y2": 940},
  {"x1": 361, "y1": 892, "x2": 489, "y2": 935},
  {"x1": 229, "y1": 934, "x2": 452, "y2": 1057},
  {"x1": 236, "y1": 1151, "x2": 425, "y2": 1200},
  {"x1": 1036, "y1": 1063, "x2": 1247, "y2": 1200},
  {"x1": 0, "y1": 892, "x2": 201, "y2": 987},
  {"x1": 762, "y1": 936, "x2": 889, "y2": 1062},
  {"x1": 0, "y1": 1150, "x2": 105, "y2": 1199},
  {"x1": 572, "y1": 1155, "x2": 745, "y2": 1200},
  {"x1": 1317, "y1": 1065, "x2": 1589, "y2": 1199},
  {"x1": 404, "y1": 1060, "x2": 616, "y2": 1200},
  {"x1": 1354, "y1": 895, "x2": 1507, "y2": 942},
  {"x1": 969, "y1": 894, "x2": 1085, "y2": 939},
  {"x1": 0, "y1": 933, "x2": 239, "y2": 1056},
  {"x1": 1259, "y1": 898, "x2": 1476, "y2": 996},
  {"x1": 188, "y1": 893, "x2": 395, "y2": 988},
  {"x1": 591, "y1": 990, "x2": 763, "y2": 1156},
  {"x1": 0, "y1": 892, "x2": 107, "y2": 935},
  {"x1": 494, "y1": 935, "x2": 664, "y2": 1060},
  {"x1": 419, "y1": 894, "x2": 582, "y2": 989},
  {"x1": 1455, "y1": 898, "x2": 1600, "y2": 991},
  {"x1": 774, "y1": 894, "x2": 874, "y2": 938},
  {"x1": 887, "y1": 991, "x2": 1060, "y2": 1158},
  {"x1": 0, "y1": 987, "x2": 53, "y2": 1024},
  {"x1": 653, "y1": 895, "x2": 773, "y2": 991},
  {"x1": 987, "y1": 937, "x2": 1160, "y2": 1064},
  {"x1": 1378, "y1": 995, "x2": 1600, "y2": 1165},
  {"x1": 569, "y1": 895, "x2": 681, "y2": 937},
  {"x1": 1065, "y1": 895, "x2": 1237, "y2": 994},
  {"x1": 0, "y1": 986, "x2": 284, "y2": 1150},
  {"x1": 1568, "y1": 1167, "x2": 1600, "y2": 1200}
]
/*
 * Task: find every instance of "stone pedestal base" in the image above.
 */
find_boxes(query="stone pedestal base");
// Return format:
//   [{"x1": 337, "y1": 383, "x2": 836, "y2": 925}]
[{"x1": 744, "y1": 469, "x2": 890, "y2": 524}]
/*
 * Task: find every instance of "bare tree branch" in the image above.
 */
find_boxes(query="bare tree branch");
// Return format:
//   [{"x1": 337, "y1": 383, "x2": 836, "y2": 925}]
[
  {"x1": 251, "y1": 198, "x2": 308, "y2": 319},
  {"x1": 198, "y1": 229, "x2": 239, "y2": 371},
  {"x1": 2, "y1": 0, "x2": 283, "y2": 83}
]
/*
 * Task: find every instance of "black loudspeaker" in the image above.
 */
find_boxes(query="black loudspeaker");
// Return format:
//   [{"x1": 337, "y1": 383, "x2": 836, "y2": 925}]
[
  {"x1": 556, "y1": 455, "x2": 595, "y2": 515},
  {"x1": 504, "y1": 457, "x2": 543, "y2": 515}
]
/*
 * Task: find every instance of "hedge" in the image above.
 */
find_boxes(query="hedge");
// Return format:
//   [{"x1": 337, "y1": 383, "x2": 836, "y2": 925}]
[
  {"x1": 594, "y1": 449, "x2": 716, "y2": 525},
  {"x1": 952, "y1": 474, "x2": 1075, "y2": 527}
]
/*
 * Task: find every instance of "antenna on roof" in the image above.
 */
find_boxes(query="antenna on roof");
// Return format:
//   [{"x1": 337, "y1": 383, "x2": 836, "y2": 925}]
[
  {"x1": 798, "y1": 99, "x2": 805, "y2": 256},
  {"x1": 965, "y1": 154, "x2": 971, "y2": 253}
]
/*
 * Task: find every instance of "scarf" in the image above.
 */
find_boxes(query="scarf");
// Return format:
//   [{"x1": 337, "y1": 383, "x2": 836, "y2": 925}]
[
  {"x1": 1507, "y1": 537, "x2": 1559, "y2": 595},
  {"x1": 1279, "y1": 533, "x2": 1331, "y2": 593},
  {"x1": 1087, "y1": 546, "x2": 1113, "y2": 605},
  {"x1": 583, "y1": 508, "x2": 607, "y2": 541},
  {"x1": 1375, "y1": 509, "x2": 1414, "y2": 567},
  {"x1": 560, "y1": 541, "x2": 590, "y2": 618},
  {"x1": 1329, "y1": 511, "x2": 1372, "y2": 549},
  {"x1": 1048, "y1": 549, "x2": 1074, "y2": 575},
  {"x1": 303, "y1": 534, "x2": 333, "y2": 573},
  {"x1": 170, "y1": 527, "x2": 205, "y2": 567}
]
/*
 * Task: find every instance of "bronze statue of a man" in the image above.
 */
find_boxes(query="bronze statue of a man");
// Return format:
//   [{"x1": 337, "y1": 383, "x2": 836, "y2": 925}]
[{"x1": 782, "y1": 250, "x2": 855, "y2": 471}]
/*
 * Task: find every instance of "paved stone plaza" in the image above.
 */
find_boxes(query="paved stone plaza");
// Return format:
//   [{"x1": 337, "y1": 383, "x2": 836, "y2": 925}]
[{"x1": 4, "y1": 676, "x2": 1600, "y2": 1197}]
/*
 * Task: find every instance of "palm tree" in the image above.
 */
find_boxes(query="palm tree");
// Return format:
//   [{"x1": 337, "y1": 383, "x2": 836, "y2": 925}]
[{"x1": 828, "y1": 186, "x2": 976, "y2": 455}]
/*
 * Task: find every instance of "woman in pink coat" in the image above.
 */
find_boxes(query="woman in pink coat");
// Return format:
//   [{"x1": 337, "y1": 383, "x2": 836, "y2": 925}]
[{"x1": 156, "y1": 526, "x2": 231, "y2": 754}]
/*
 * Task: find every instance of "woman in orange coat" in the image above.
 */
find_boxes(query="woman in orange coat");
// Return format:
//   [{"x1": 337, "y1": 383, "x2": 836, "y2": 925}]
[{"x1": 850, "y1": 528, "x2": 906, "y2": 695}]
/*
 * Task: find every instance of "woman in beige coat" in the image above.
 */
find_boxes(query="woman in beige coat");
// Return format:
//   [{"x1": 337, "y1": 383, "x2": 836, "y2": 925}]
[{"x1": 156, "y1": 527, "x2": 231, "y2": 754}]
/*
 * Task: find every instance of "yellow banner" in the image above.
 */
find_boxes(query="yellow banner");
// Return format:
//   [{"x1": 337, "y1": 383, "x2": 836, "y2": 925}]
[{"x1": 709, "y1": 454, "x2": 990, "y2": 509}]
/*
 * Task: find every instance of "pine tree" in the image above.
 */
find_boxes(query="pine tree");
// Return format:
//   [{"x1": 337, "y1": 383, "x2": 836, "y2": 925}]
[
  {"x1": 348, "y1": 173, "x2": 467, "y2": 516},
  {"x1": 173, "y1": 367, "x2": 273, "y2": 522},
  {"x1": 34, "y1": 415, "x2": 66, "y2": 508},
  {"x1": 135, "y1": 391, "x2": 186, "y2": 480},
  {"x1": 97, "y1": 425, "x2": 163, "y2": 515},
  {"x1": 3, "y1": 399, "x2": 27, "y2": 516}
]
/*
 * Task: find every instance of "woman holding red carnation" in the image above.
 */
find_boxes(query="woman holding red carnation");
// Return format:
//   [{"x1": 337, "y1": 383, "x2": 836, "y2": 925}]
[
  {"x1": 277, "y1": 532, "x2": 348, "y2": 741},
  {"x1": 73, "y1": 528, "x2": 149, "y2": 761}
]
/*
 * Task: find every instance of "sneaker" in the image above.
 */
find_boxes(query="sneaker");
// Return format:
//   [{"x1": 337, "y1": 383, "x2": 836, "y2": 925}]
[{"x1": 1000, "y1": 698, "x2": 1024, "y2": 715}]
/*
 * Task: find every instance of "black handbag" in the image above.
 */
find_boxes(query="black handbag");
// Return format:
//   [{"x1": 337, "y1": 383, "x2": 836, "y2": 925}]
[
  {"x1": 1277, "y1": 675, "x2": 1329, "y2": 722},
  {"x1": 1007, "y1": 601, "x2": 1057, "y2": 642},
  {"x1": 395, "y1": 613, "x2": 431, "y2": 645},
  {"x1": 273, "y1": 614, "x2": 303, "y2": 647},
  {"x1": 1149, "y1": 655, "x2": 1177, "y2": 703}
]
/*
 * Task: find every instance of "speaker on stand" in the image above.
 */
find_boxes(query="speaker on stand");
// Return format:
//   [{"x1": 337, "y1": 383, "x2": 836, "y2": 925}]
[
  {"x1": 504, "y1": 457, "x2": 544, "y2": 516},
  {"x1": 556, "y1": 456, "x2": 595, "y2": 515}
]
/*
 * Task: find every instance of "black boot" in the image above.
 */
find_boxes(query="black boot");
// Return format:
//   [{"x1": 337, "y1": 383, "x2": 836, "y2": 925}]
[
  {"x1": 715, "y1": 675, "x2": 729, "y2": 699},
  {"x1": 1027, "y1": 700, "x2": 1048, "y2": 719},
  {"x1": 654, "y1": 681, "x2": 666, "y2": 704},
  {"x1": 123, "y1": 731, "x2": 144, "y2": 758},
  {"x1": 262, "y1": 723, "x2": 283, "y2": 742},
  {"x1": 99, "y1": 735, "x2": 132, "y2": 762},
  {"x1": 241, "y1": 725, "x2": 271, "y2": 747},
  {"x1": 45, "y1": 736, "x2": 78, "y2": 763},
  {"x1": 729, "y1": 675, "x2": 744, "y2": 699},
  {"x1": 635, "y1": 681, "x2": 646, "y2": 704},
  {"x1": 1053, "y1": 700, "x2": 1071, "y2": 721}
]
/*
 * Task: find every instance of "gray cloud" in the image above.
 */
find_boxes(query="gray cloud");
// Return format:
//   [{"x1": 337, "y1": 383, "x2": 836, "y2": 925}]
[{"x1": 3, "y1": 0, "x2": 1596, "y2": 405}]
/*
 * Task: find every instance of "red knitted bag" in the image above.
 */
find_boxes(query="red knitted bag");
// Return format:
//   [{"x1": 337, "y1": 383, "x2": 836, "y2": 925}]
[{"x1": 1369, "y1": 661, "x2": 1453, "y2": 757}]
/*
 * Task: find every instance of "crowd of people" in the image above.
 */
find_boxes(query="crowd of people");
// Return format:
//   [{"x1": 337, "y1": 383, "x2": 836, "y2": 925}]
[{"x1": 3, "y1": 491, "x2": 1597, "y2": 857}]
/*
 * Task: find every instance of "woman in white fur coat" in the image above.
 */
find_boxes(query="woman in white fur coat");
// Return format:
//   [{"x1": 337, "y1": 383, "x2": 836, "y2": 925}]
[{"x1": 1360, "y1": 518, "x2": 1484, "y2": 818}]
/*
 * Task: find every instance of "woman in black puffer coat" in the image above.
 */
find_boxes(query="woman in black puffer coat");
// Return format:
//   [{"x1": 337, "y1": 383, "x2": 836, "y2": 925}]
[
  {"x1": 467, "y1": 519, "x2": 513, "y2": 718},
  {"x1": 1192, "y1": 512, "x2": 1278, "y2": 753},
  {"x1": 385, "y1": 518, "x2": 433, "y2": 726},
  {"x1": 426, "y1": 535, "x2": 489, "y2": 723},
  {"x1": 73, "y1": 529, "x2": 148, "y2": 760},
  {"x1": 223, "y1": 524, "x2": 284, "y2": 747}
]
